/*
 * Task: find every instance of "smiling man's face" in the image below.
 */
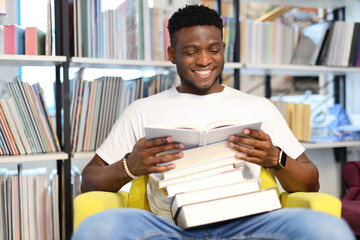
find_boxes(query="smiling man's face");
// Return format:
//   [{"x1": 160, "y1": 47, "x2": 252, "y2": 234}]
[{"x1": 168, "y1": 25, "x2": 225, "y2": 95}]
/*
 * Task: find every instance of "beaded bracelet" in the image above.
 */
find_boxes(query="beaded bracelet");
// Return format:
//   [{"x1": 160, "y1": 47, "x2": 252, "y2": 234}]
[{"x1": 122, "y1": 152, "x2": 140, "y2": 179}]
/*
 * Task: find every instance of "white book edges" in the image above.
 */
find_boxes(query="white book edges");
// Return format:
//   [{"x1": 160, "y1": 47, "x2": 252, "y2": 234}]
[
  {"x1": 175, "y1": 188, "x2": 281, "y2": 230},
  {"x1": 170, "y1": 178, "x2": 260, "y2": 218},
  {"x1": 166, "y1": 168, "x2": 245, "y2": 198}
]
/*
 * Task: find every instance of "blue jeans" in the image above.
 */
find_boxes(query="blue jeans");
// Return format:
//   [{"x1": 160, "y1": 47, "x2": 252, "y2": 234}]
[{"x1": 72, "y1": 208, "x2": 354, "y2": 240}]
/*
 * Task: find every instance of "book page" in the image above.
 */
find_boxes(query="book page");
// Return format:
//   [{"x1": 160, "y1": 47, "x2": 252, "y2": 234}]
[
  {"x1": 145, "y1": 121, "x2": 262, "y2": 150},
  {"x1": 206, "y1": 122, "x2": 262, "y2": 145},
  {"x1": 145, "y1": 127, "x2": 200, "y2": 150}
]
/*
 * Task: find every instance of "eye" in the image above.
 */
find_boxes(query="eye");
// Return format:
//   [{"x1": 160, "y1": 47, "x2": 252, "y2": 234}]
[
  {"x1": 184, "y1": 51, "x2": 196, "y2": 56},
  {"x1": 210, "y1": 48, "x2": 220, "y2": 54}
]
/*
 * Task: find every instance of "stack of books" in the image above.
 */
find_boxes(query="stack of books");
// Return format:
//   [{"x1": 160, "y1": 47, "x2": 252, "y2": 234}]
[{"x1": 157, "y1": 140, "x2": 282, "y2": 230}]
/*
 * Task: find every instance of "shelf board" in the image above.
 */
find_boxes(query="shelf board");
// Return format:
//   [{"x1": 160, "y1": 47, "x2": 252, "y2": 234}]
[
  {"x1": 0, "y1": 55, "x2": 66, "y2": 67},
  {"x1": 70, "y1": 57, "x2": 243, "y2": 70},
  {"x1": 243, "y1": 63, "x2": 360, "y2": 76},
  {"x1": 72, "y1": 151, "x2": 95, "y2": 159},
  {"x1": 239, "y1": 0, "x2": 355, "y2": 8},
  {"x1": 0, "y1": 152, "x2": 69, "y2": 163},
  {"x1": 224, "y1": 62, "x2": 243, "y2": 69},
  {"x1": 302, "y1": 141, "x2": 360, "y2": 149},
  {"x1": 70, "y1": 58, "x2": 360, "y2": 75},
  {"x1": 70, "y1": 57, "x2": 175, "y2": 70}
]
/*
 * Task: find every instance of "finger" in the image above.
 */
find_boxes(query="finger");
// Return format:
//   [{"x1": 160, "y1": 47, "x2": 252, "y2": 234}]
[
  {"x1": 242, "y1": 129, "x2": 269, "y2": 141},
  {"x1": 228, "y1": 135, "x2": 266, "y2": 150},
  {"x1": 147, "y1": 151, "x2": 184, "y2": 166},
  {"x1": 142, "y1": 136, "x2": 174, "y2": 149},
  {"x1": 229, "y1": 142, "x2": 267, "y2": 159},
  {"x1": 147, "y1": 164, "x2": 177, "y2": 173},
  {"x1": 234, "y1": 153, "x2": 263, "y2": 166},
  {"x1": 147, "y1": 142, "x2": 185, "y2": 156}
]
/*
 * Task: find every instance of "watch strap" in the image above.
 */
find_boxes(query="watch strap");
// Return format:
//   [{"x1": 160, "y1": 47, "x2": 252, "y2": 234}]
[{"x1": 264, "y1": 147, "x2": 287, "y2": 170}]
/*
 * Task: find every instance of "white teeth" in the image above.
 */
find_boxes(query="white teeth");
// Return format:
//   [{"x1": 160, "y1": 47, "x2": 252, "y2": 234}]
[{"x1": 195, "y1": 70, "x2": 211, "y2": 75}]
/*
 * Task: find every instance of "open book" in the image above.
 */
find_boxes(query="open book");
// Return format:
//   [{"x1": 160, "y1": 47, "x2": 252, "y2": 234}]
[{"x1": 145, "y1": 121, "x2": 262, "y2": 150}]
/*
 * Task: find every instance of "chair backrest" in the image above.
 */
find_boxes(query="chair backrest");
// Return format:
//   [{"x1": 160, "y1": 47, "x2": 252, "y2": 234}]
[
  {"x1": 127, "y1": 167, "x2": 279, "y2": 211},
  {"x1": 342, "y1": 161, "x2": 360, "y2": 201}
]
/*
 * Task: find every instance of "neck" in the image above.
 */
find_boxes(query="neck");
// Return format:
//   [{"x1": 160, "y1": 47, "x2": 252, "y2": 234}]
[{"x1": 176, "y1": 84, "x2": 224, "y2": 95}]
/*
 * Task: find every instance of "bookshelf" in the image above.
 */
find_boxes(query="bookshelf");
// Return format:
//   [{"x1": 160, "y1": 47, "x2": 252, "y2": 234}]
[
  {"x1": 60, "y1": 0, "x2": 360, "y2": 237},
  {"x1": 0, "y1": 1, "x2": 70, "y2": 239}
]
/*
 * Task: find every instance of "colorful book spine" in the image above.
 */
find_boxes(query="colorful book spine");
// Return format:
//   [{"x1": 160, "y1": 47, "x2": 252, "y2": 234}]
[
  {"x1": 25, "y1": 27, "x2": 45, "y2": 55},
  {"x1": 4, "y1": 25, "x2": 25, "y2": 55},
  {"x1": 0, "y1": 25, "x2": 4, "y2": 54}
]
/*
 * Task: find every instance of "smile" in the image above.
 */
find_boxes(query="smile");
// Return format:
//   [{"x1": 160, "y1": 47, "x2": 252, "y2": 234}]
[{"x1": 193, "y1": 69, "x2": 214, "y2": 77}]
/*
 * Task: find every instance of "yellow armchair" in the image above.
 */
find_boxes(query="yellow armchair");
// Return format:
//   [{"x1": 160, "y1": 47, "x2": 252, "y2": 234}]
[{"x1": 73, "y1": 168, "x2": 342, "y2": 231}]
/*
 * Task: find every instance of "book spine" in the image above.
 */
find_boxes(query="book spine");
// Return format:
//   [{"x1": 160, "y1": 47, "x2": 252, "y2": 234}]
[
  {"x1": 4, "y1": 25, "x2": 15, "y2": 54},
  {"x1": 7, "y1": 83, "x2": 41, "y2": 153},
  {"x1": 18, "y1": 80, "x2": 49, "y2": 152},
  {"x1": 6, "y1": 98, "x2": 33, "y2": 154},
  {"x1": 0, "y1": 105, "x2": 19, "y2": 155}
]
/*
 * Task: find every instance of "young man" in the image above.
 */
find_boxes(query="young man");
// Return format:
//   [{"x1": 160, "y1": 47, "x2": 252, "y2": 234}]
[{"x1": 73, "y1": 5, "x2": 354, "y2": 240}]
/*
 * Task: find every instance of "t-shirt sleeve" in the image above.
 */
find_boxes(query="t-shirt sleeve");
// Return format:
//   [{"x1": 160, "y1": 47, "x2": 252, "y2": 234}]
[
  {"x1": 96, "y1": 109, "x2": 138, "y2": 165},
  {"x1": 262, "y1": 100, "x2": 305, "y2": 160}
]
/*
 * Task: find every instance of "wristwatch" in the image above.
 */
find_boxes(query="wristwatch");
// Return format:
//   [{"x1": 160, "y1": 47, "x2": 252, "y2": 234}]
[{"x1": 264, "y1": 147, "x2": 287, "y2": 171}]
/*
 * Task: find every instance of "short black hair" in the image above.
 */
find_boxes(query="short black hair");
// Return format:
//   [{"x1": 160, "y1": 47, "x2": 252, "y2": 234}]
[{"x1": 167, "y1": 5, "x2": 223, "y2": 46}]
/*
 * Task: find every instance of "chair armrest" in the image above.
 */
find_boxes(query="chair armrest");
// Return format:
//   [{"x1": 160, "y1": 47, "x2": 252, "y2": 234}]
[
  {"x1": 73, "y1": 191, "x2": 129, "y2": 231},
  {"x1": 280, "y1": 192, "x2": 341, "y2": 218}
]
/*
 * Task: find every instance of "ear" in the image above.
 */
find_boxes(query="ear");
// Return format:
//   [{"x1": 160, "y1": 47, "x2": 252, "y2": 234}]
[
  {"x1": 222, "y1": 41, "x2": 225, "y2": 53},
  {"x1": 167, "y1": 46, "x2": 176, "y2": 64}
]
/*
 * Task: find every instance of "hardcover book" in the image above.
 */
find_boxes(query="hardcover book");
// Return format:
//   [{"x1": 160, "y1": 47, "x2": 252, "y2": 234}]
[{"x1": 174, "y1": 188, "x2": 281, "y2": 230}]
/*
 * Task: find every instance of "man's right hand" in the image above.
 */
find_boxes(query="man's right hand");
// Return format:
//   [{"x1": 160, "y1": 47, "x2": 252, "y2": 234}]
[
  {"x1": 125, "y1": 136, "x2": 184, "y2": 176},
  {"x1": 81, "y1": 136, "x2": 184, "y2": 193}
]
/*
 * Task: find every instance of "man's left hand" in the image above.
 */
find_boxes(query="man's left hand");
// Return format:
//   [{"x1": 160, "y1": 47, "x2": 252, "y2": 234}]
[{"x1": 228, "y1": 128, "x2": 280, "y2": 168}]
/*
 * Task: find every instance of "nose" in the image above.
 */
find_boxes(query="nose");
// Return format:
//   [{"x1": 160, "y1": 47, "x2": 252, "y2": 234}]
[{"x1": 196, "y1": 50, "x2": 211, "y2": 66}]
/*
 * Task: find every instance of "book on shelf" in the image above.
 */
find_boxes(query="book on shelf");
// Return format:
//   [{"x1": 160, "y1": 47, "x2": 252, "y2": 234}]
[
  {"x1": 292, "y1": 22, "x2": 329, "y2": 65},
  {"x1": 25, "y1": 27, "x2": 45, "y2": 55},
  {"x1": 348, "y1": 22, "x2": 360, "y2": 67},
  {"x1": 0, "y1": 166, "x2": 60, "y2": 240},
  {"x1": 174, "y1": 188, "x2": 281, "y2": 230},
  {"x1": 0, "y1": 0, "x2": 6, "y2": 15},
  {"x1": 170, "y1": 178, "x2": 260, "y2": 218},
  {"x1": 69, "y1": 0, "x2": 235, "y2": 62},
  {"x1": 4, "y1": 24, "x2": 25, "y2": 55},
  {"x1": 3, "y1": 98, "x2": 32, "y2": 154},
  {"x1": 145, "y1": 121, "x2": 262, "y2": 151},
  {"x1": 2, "y1": 77, "x2": 61, "y2": 155},
  {"x1": 0, "y1": 98, "x2": 27, "y2": 155},
  {"x1": 70, "y1": 70, "x2": 176, "y2": 152},
  {"x1": 240, "y1": 20, "x2": 297, "y2": 65},
  {"x1": 0, "y1": 25, "x2": 4, "y2": 54},
  {"x1": 0, "y1": 169, "x2": 7, "y2": 240},
  {"x1": 273, "y1": 100, "x2": 311, "y2": 142},
  {"x1": 0, "y1": 103, "x2": 19, "y2": 155},
  {"x1": 45, "y1": 0, "x2": 52, "y2": 55}
]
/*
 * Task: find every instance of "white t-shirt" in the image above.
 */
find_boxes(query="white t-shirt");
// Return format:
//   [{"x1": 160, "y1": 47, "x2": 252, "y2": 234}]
[{"x1": 96, "y1": 85, "x2": 305, "y2": 223}]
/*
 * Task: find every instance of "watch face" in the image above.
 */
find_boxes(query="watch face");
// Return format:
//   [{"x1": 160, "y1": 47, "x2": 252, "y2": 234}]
[{"x1": 279, "y1": 150, "x2": 287, "y2": 168}]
